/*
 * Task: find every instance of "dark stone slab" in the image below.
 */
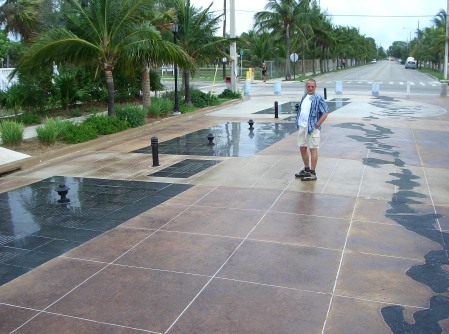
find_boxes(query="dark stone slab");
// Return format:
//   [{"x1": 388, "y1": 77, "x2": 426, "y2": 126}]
[{"x1": 0, "y1": 176, "x2": 192, "y2": 286}]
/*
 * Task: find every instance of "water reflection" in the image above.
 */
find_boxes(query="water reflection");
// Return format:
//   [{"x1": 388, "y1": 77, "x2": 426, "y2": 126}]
[{"x1": 133, "y1": 122, "x2": 297, "y2": 157}]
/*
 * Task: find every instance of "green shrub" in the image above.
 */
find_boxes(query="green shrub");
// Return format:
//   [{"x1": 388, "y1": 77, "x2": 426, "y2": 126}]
[
  {"x1": 36, "y1": 118, "x2": 68, "y2": 145},
  {"x1": 147, "y1": 100, "x2": 163, "y2": 118},
  {"x1": 0, "y1": 120, "x2": 24, "y2": 145},
  {"x1": 54, "y1": 72, "x2": 88, "y2": 110},
  {"x1": 68, "y1": 108, "x2": 82, "y2": 117},
  {"x1": 180, "y1": 103, "x2": 195, "y2": 113},
  {"x1": 115, "y1": 104, "x2": 145, "y2": 128},
  {"x1": 62, "y1": 122, "x2": 97, "y2": 144},
  {"x1": 15, "y1": 113, "x2": 41, "y2": 125},
  {"x1": 190, "y1": 90, "x2": 220, "y2": 108},
  {"x1": 147, "y1": 98, "x2": 173, "y2": 118},
  {"x1": 82, "y1": 114, "x2": 128, "y2": 135},
  {"x1": 218, "y1": 88, "x2": 242, "y2": 99}
]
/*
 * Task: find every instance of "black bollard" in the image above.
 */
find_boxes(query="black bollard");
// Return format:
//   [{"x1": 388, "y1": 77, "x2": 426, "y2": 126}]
[
  {"x1": 324, "y1": 87, "x2": 327, "y2": 100},
  {"x1": 274, "y1": 101, "x2": 279, "y2": 119},
  {"x1": 151, "y1": 137, "x2": 160, "y2": 167},
  {"x1": 248, "y1": 119, "x2": 254, "y2": 130}
]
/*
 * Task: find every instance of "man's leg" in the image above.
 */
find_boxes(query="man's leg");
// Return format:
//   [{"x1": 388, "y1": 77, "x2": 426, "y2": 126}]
[
  {"x1": 301, "y1": 148, "x2": 318, "y2": 181},
  {"x1": 300, "y1": 146, "x2": 309, "y2": 168},
  {"x1": 310, "y1": 148, "x2": 318, "y2": 170}
]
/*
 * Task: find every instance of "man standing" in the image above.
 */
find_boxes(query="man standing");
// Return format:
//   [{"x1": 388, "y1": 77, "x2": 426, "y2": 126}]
[{"x1": 295, "y1": 79, "x2": 329, "y2": 181}]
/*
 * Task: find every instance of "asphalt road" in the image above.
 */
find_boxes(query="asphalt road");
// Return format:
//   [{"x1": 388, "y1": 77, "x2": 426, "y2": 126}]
[
  {"x1": 163, "y1": 60, "x2": 443, "y2": 97},
  {"x1": 317, "y1": 60, "x2": 442, "y2": 95}
]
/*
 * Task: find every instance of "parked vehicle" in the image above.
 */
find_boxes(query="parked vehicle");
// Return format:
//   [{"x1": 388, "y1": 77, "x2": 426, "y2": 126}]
[{"x1": 405, "y1": 60, "x2": 417, "y2": 69}]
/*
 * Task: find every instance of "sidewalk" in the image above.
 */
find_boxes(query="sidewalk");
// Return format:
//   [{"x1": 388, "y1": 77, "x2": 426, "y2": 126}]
[{"x1": 0, "y1": 85, "x2": 448, "y2": 333}]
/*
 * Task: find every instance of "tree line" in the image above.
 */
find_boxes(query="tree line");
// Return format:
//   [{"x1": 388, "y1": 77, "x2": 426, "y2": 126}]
[{"x1": 0, "y1": 0, "x2": 446, "y2": 116}]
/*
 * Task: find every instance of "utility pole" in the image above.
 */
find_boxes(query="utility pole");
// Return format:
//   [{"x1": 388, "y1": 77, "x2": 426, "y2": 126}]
[
  {"x1": 222, "y1": 0, "x2": 226, "y2": 80},
  {"x1": 444, "y1": 0, "x2": 448, "y2": 80},
  {"x1": 230, "y1": 0, "x2": 237, "y2": 92}
]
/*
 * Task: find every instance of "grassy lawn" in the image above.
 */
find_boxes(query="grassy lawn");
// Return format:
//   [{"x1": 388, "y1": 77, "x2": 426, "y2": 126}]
[{"x1": 418, "y1": 67, "x2": 448, "y2": 81}]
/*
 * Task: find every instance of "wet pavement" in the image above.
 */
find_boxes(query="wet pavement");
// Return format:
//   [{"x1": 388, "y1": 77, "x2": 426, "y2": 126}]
[{"x1": 0, "y1": 82, "x2": 448, "y2": 333}]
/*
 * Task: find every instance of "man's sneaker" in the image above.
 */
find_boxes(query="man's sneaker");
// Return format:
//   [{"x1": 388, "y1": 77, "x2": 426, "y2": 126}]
[
  {"x1": 301, "y1": 172, "x2": 317, "y2": 181},
  {"x1": 295, "y1": 169, "x2": 309, "y2": 178}
]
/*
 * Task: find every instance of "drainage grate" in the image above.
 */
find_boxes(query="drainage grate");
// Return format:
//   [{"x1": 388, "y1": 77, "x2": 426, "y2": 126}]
[{"x1": 149, "y1": 159, "x2": 222, "y2": 178}]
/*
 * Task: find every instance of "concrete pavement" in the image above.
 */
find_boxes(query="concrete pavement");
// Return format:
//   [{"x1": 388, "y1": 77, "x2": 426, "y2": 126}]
[{"x1": 0, "y1": 80, "x2": 448, "y2": 333}]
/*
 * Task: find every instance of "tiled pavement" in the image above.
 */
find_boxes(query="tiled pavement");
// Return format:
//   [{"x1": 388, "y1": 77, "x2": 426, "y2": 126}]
[{"x1": 0, "y1": 83, "x2": 448, "y2": 333}]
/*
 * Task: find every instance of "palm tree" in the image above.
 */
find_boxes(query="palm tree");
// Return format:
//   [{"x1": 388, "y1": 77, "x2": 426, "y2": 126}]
[
  {"x1": 172, "y1": 0, "x2": 228, "y2": 105},
  {"x1": 431, "y1": 9, "x2": 448, "y2": 70},
  {"x1": 255, "y1": 0, "x2": 312, "y2": 80},
  {"x1": 239, "y1": 29, "x2": 275, "y2": 69},
  {"x1": 0, "y1": 0, "x2": 43, "y2": 43},
  {"x1": 121, "y1": 8, "x2": 194, "y2": 109},
  {"x1": 15, "y1": 0, "x2": 189, "y2": 116}
]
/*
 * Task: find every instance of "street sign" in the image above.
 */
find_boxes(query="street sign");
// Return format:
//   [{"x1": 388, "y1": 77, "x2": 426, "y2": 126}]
[{"x1": 290, "y1": 53, "x2": 299, "y2": 62}]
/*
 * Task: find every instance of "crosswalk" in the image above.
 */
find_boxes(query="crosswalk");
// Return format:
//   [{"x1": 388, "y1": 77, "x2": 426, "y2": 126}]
[{"x1": 321, "y1": 80, "x2": 441, "y2": 87}]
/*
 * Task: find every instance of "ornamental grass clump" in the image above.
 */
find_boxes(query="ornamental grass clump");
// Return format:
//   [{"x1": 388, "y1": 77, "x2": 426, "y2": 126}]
[
  {"x1": 147, "y1": 98, "x2": 173, "y2": 118},
  {"x1": 36, "y1": 118, "x2": 68, "y2": 145},
  {"x1": 0, "y1": 120, "x2": 24, "y2": 146},
  {"x1": 116, "y1": 103, "x2": 145, "y2": 127}
]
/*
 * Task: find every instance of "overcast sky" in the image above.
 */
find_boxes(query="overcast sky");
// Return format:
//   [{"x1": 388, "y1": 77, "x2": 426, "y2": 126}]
[{"x1": 190, "y1": 0, "x2": 447, "y2": 49}]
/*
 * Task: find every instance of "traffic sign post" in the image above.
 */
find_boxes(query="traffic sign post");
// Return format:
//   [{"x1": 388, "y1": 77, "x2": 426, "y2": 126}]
[{"x1": 290, "y1": 53, "x2": 299, "y2": 80}]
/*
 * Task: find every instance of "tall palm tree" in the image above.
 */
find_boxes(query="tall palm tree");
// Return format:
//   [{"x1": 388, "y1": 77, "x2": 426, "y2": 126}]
[
  {"x1": 0, "y1": 0, "x2": 43, "y2": 43},
  {"x1": 15, "y1": 0, "x2": 186, "y2": 116},
  {"x1": 239, "y1": 29, "x2": 275, "y2": 68},
  {"x1": 255, "y1": 0, "x2": 312, "y2": 80},
  {"x1": 172, "y1": 0, "x2": 228, "y2": 105},
  {"x1": 122, "y1": 8, "x2": 193, "y2": 109}
]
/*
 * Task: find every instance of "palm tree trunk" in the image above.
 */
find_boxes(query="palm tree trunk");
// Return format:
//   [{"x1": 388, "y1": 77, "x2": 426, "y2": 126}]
[
  {"x1": 183, "y1": 70, "x2": 192, "y2": 106},
  {"x1": 285, "y1": 24, "x2": 291, "y2": 80},
  {"x1": 141, "y1": 63, "x2": 151, "y2": 109},
  {"x1": 105, "y1": 69, "x2": 115, "y2": 116},
  {"x1": 301, "y1": 39, "x2": 306, "y2": 75}
]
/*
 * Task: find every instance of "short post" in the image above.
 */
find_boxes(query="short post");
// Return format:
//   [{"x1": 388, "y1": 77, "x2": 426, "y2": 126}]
[
  {"x1": 244, "y1": 80, "x2": 251, "y2": 96},
  {"x1": 274, "y1": 101, "x2": 279, "y2": 118},
  {"x1": 248, "y1": 119, "x2": 254, "y2": 130},
  {"x1": 440, "y1": 81, "x2": 448, "y2": 97},
  {"x1": 324, "y1": 88, "x2": 327, "y2": 100},
  {"x1": 406, "y1": 81, "x2": 411, "y2": 97},
  {"x1": 335, "y1": 81, "x2": 342, "y2": 95},
  {"x1": 151, "y1": 137, "x2": 159, "y2": 167},
  {"x1": 274, "y1": 81, "x2": 281, "y2": 95},
  {"x1": 371, "y1": 82, "x2": 380, "y2": 96}
]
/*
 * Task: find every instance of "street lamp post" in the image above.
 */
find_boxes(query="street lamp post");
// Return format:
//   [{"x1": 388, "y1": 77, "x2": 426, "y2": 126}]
[{"x1": 172, "y1": 20, "x2": 180, "y2": 115}]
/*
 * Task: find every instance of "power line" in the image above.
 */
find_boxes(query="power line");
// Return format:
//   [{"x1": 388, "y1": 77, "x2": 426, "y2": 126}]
[
  {"x1": 326, "y1": 14, "x2": 435, "y2": 18},
  {"x1": 214, "y1": 9, "x2": 436, "y2": 19}
]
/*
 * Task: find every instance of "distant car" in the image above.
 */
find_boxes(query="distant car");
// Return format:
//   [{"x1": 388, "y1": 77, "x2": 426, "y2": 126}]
[
  {"x1": 405, "y1": 60, "x2": 417, "y2": 69},
  {"x1": 371, "y1": 59, "x2": 377, "y2": 63}
]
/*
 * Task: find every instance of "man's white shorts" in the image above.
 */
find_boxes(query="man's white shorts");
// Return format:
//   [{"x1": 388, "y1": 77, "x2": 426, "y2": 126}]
[{"x1": 297, "y1": 126, "x2": 321, "y2": 148}]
